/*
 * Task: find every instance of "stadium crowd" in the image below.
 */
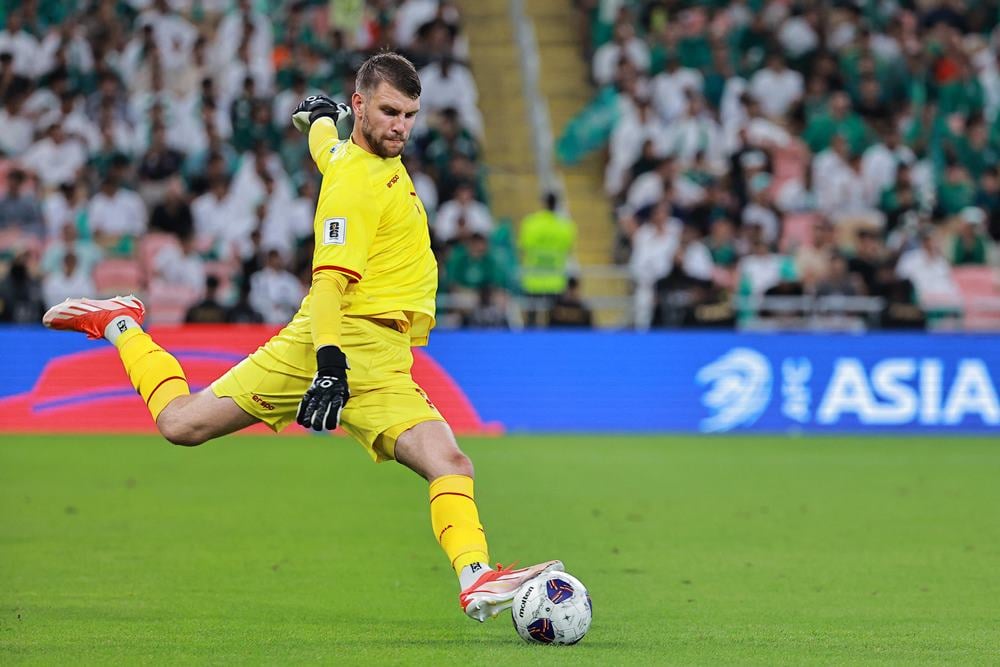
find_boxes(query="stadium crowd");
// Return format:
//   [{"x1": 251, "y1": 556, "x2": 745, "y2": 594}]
[
  {"x1": 0, "y1": 0, "x2": 540, "y2": 328},
  {"x1": 566, "y1": 0, "x2": 1000, "y2": 329}
]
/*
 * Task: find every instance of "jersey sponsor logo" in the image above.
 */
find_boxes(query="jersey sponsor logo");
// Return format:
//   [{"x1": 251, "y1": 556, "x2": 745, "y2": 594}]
[
  {"x1": 386, "y1": 173, "x2": 399, "y2": 188},
  {"x1": 251, "y1": 394, "x2": 275, "y2": 410},
  {"x1": 323, "y1": 217, "x2": 346, "y2": 245}
]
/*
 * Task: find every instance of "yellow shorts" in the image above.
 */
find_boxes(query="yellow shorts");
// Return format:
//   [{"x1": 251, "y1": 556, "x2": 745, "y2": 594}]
[{"x1": 211, "y1": 315, "x2": 444, "y2": 462}]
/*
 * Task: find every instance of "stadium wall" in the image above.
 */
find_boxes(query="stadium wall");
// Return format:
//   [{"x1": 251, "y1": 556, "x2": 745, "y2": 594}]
[{"x1": 1, "y1": 328, "x2": 998, "y2": 435}]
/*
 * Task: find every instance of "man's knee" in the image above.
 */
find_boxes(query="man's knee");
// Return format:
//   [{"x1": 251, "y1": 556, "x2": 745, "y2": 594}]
[
  {"x1": 444, "y1": 447, "x2": 474, "y2": 478},
  {"x1": 156, "y1": 403, "x2": 208, "y2": 447}
]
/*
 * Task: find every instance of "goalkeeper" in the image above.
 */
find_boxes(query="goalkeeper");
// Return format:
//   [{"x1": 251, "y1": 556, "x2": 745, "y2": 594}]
[{"x1": 43, "y1": 52, "x2": 559, "y2": 622}]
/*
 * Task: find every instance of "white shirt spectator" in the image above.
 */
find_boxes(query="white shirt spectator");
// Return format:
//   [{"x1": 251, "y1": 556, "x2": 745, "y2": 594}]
[
  {"x1": 896, "y1": 242, "x2": 961, "y2": 307},
  {"x1": 592, "y1": 36, "x2": 651, "y2": 86},
  {"x1": 604, "y1": 101, "x2": 670, "y2": 195},
  {"x1": 61, "y1": 103, "x2": 102, "y2": 153},
  {"x1": 778, "y1": 16, "x2": 818, "y2": 58},
  {"x1": 213, "y1": 6, "x2": 273, "y2": 76},
  {"x1": 742, "y1": 203, "x2": 781, "y2": 245},
  {"x1": 978, "y1": 58, "x2": 1000, "y2": 124},
  {"x1": 249, "y1": 264, "x2": 305, "y2": 324},
  {"x1": 136, "y1": 7, "x2": 199, "y2": 72},
  {"x1": 43, "y1": 261, "x2": 96, "y2": 307},
  {"x1": 625, "y1": 169, "x2": 706, "y2": 213},
  {"x1": 650, "y1": 67, "x2": 703, "y2": 122},
  {"x1": 662, "y1": 113, "x2": 725, "y2": 170},
  {"x1": 20, "y1": 134, "x2": 88, "y2": 187},
  {"x1": 88, "y1": 187, "x2": 147, "y2": 238},
  {"x1": 629, "y1": 214, "x2": 682, "y2": 330},
  {"x1": 0, "y1": 23, "x2": 41, "y2": 77},
  {"x1": 433, "y1": 197, "x2": 493, "y2": 243},
  {"x1": 719, "y1": 76, "x2": 748, "y2": 136},
  {"x1": 154, "y1": 242, "x2": 206, "y2": 295},
  {"x1": 393, "y1": 0, "x2": 439, "y2": 47},
  {"x1": 739, "y1": 253, "x2": 783, "y2": 294},
  {"x1": 37, "y1": 28, "x2": 95, "y2": 78},
  {"x1": 861, "y1": 142, "x2": 915, "y2": 206},
  {"x1": 749, "y1": 65, "x2": 803, "y2": 118},
  {"x1": 418, "y1": 60, "x2": 484, "y2": 137},
  {"x1": 0, "y1": 104, "x2": 35, "y2": 155}
]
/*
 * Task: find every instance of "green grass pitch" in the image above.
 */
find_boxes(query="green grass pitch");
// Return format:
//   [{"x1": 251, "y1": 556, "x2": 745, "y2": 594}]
[{"x1": 2, "y1": 434, "x2": 999, "y2": 665}]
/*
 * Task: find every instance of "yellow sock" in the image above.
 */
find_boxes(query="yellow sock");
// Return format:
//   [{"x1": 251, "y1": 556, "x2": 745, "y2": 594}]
[
  {"x1": 115, "y1": 328, "x2": 190, "y2": 421},
  {"x1": 429, "y1": 474, "x2": 490, "y2": 575}
]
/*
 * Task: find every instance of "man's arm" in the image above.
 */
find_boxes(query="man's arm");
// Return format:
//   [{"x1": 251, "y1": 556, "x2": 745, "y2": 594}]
[
  {"x1": 295, "y1": 270, "x2": 352, "y2": 431},
  {"x1": 291, "y1": 94, "x2": 350, "y2": 173}
]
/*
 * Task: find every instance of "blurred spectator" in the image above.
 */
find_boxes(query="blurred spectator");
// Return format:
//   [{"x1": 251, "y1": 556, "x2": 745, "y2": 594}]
[
  {"x1": 0, "y1": 251, "x2": 44, "y2": 323},
  {"x1": 154, "y1": 232, "x2": 205, "y2": 296},
  {"x1": 137, "y1": 124, "x2": 185, "y2": 202},
  {"x1": 0, "y1": 80, "x2": 34, "y2": 156},
  {"x1": 418, "y1": 56, "x2": 483, "y2": 138},
  {"x1": 629, "y1": 200, "x2": 682, "y2": 330},
  {"x1": 896, "y1": 230, "x2": 961, "y2": 310},
  {"x1": 749, "y1": 52, "x2": 803, "y2": 120},
  {"x1": 87, "y1": 170, "x2": 146, "y2": 255},
  {"x1": 592, "y1": 21, "x2": 650, "y2": 87},
  {"x1": 741, "y1": 173, "x2": 781, "y2": 246},
  {"x1": 815, "y1": 254, "x2": 863, "y2": 297},
  {"x1": 547, "y1": 276, "x2": 593, "y2": 328},
  {"x1": 40, "y1": 223, "x2": 102, "y2": 277},
  {"x1": 951, "y1": 207, "x2": 990, "y2": 266},
  {"x1": 0, "y1": 10, "x2": 40, "y2": 78},
  {"x1": 185, "y1": 275, "x2": 228, "y2": 324},
  {"x1": 248, "y1": 248, "x2": 304, "y2": 324},
  {"x1": 444, "y1": 232, "x2": 507, "y2": 326},
  {"x1": 518, "y1": 192, "x2": 577, "y2": 312},
  {"x1": 42, "y1": 251, "x2": 95, "y2": 307},
  {"x1": 149, "y1": 176, "x2": 193, "y2": 239},
  {"x1": 433, "y1": 181, "x2": 492, "y2": 244},
  {"x1": 225, "y1": 280, "x2": 264, "y2": 324},
  {"x1": 20, "y1": 122, "x2": 88, "y2": 188},
  {"x1": 0, "y1": 169, "x2": 44, "y2": 238}
]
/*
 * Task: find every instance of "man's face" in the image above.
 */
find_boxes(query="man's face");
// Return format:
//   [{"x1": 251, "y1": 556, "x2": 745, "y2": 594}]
[{"x1": 353, "y1": 81, "x2": 419, "y2": 158}]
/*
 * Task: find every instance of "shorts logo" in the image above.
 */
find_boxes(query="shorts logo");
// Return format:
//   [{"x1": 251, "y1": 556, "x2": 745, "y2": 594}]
[
  {"x1": 323, "y1": 217, "x2": 346, "y2": 245},
  {"x1": 251, "y1": 394, "x2": 275, "y2": 410}
]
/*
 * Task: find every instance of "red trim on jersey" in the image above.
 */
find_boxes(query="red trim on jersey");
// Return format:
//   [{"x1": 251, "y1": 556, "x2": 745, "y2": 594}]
[
  {"x1": 313, "y1": 265, "x2": 362, "y2": 282},
  {"x1": 144, "y1": 376, "x2": 186, "y2": 406}
]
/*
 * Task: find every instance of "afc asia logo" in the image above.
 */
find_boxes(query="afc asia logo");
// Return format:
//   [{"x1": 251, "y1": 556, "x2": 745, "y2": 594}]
[{"x1": 697, "y1": 349, "x2": 1000, "y2": 432}]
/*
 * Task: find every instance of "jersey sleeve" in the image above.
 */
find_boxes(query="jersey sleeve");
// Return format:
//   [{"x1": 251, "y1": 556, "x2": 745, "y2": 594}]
[
  {"x1": 311, "y1": 168, "x2": 380, "y2": 283},
  {"x1": 308, "y1": 117, "x2": 341, "y2": 173}
]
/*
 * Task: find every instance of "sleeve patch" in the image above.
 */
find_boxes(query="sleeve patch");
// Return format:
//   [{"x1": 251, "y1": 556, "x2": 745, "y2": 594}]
[{"x1": 323, "y1": 217, "x2": 347, "y2": 245}]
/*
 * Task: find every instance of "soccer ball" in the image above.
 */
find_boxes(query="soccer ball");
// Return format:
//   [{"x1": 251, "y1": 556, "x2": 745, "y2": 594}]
[{"x1": 511, "y1": 570, "x2": 592, "y2": 645}]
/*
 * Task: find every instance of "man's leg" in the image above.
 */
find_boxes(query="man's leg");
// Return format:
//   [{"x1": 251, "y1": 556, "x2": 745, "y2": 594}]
[
  {"x1": 156, "y1": 390, "x2": 260, "y2": 446},
  {"x1": 44, "y1": 296, "x2": 260, "y2": 446},
  {"x1": 393, "y1": 420, "x2": 562, "y2": 622}
]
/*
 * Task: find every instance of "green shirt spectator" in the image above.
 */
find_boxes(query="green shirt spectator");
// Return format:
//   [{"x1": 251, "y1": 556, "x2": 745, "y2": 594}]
[
  {"x1": 518, "y1": 193, "x2": 577, "y2": 296},
  {"x1": 937, "y1": 163, "x2": 976, "y2": 217},
  {"x1": 445, "y1": 234, "x2": 505, "y2": 291},
  {"x1": 951, "y1": 208, "x2": 990, "y2": 265},
  {"x1": 802, "y1": 91, "x2": 870, "y2": 154}
]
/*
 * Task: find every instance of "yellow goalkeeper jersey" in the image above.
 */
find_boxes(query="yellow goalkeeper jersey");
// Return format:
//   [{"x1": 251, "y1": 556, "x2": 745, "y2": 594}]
[{"x1": 286, "y1": 120, "x2": 438, "y2": 346}]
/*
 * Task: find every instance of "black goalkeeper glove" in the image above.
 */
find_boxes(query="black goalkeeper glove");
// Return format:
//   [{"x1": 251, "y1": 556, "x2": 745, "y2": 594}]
[
  {"x1": 296, "y1": 345, "x2": 350, "y2": 431},
  {"x1": 291, "y1": 95, "x2": 351, "y2": 134}
]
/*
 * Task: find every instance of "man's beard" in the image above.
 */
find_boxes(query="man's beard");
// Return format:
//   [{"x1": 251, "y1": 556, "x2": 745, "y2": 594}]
[{"x1": 362, "y1": 115, "x2": 406, "y2": 158}]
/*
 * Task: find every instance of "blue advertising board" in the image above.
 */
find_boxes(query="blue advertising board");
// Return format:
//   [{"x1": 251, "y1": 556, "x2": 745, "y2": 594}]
[{"x1": 1, "y1": 328, "x2": 998, "y2": 434}]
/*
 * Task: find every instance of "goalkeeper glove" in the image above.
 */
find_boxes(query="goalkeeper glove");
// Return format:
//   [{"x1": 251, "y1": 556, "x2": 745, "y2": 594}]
[
  {"x1": 291, "y1": 95, "x2": 351, "y2": 135},
  {"x1": 296, "y1": 345, "x2": 350, "y2": 431}
]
